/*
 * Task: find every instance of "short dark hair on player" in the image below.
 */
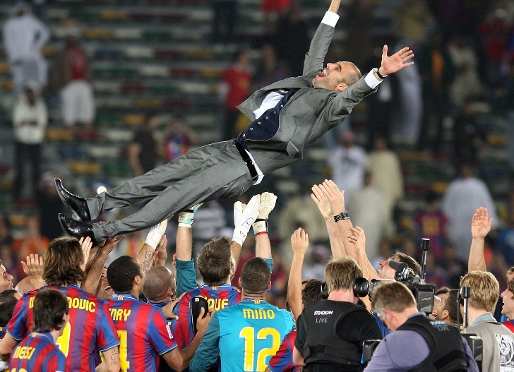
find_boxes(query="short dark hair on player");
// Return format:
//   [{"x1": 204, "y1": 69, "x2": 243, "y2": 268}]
[
  {"x1": 302, "y1": 279, "x2": 323, "y2": 307},
  {"x1": 197, "y1": 237, "x2": 232, "y2": 286},
  {"x1": 0, "y1": 289, "x2": 18, "y2": 327},
  {"x1": 241, "y1": 257, "x2": 270, "y2": 295},
  {"x1": 43, "y1": 237, "x2": 84, "y2": 286},
  {"x1": 107, "y1": 256, "x2": 142, "y2": 294},
  {"x1": 34, "y1": 289, "x2": 69, "y2": 332}
]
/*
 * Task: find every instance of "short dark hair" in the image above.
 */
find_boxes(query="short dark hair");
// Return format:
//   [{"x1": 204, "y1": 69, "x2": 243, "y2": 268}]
[
  {"x1": 33, "y1": 289, "x2": 69, "y2": 332},
  {"x1": 0, "y1": 289, "x2": 18, "y2": 327},
  {"x1": 444, "y1": 289, "x2": 460, "y2": 325},
  {"x1": 435, "y1": 287, "x2": 450, "y2": 296},
  {"x1": 391, "y1": 251, "x2": 422, "y2": 277},
  {"x1": 197, "y1": 237, "x2": 232, "y2": 286},
  {"x1": 302, "y1": 279, "x2": 323, "y2": 307},
  {"x1": 241, "y1": 257, "x2": 270, "y2": 295},
  {"x1": 143, "y1": 266, "x2": 175, "y2": 302},
  {"x1": 107, "y1": 256, "x2": 142, "y2": 294},
  {"x1": 43, "y1": 237, "x2": 84, "y2": 286}
]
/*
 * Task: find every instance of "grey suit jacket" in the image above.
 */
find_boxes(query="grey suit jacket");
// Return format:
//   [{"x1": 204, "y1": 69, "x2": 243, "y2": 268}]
[{"x1": 237, "y1": 18, "x2": 376, "y2": 173}]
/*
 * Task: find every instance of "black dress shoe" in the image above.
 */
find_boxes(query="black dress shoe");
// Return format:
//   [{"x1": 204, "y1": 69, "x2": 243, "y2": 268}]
[
  {"x1": 58, "y1": 213, "x2": 99, "y2": 246},
  {"x1": 55, "y1": 178, "x2": 91, "y2": 222}
]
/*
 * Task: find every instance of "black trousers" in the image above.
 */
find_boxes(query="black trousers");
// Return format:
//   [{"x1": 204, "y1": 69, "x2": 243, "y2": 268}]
[{"x1": 14, "y1": 142, "x2": 41, "y2": 200}]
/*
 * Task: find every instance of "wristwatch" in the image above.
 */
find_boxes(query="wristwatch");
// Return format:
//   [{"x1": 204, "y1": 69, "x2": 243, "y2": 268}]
[
  {"x1": 374, "y1": 68, "x2": 388, "y2": 79},
  {"x1": 333, "y1": 211, "x2": 350, "y2": 222}
]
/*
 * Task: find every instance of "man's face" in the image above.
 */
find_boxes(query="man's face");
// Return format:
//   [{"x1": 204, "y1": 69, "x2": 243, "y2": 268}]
[
  {"x1": 312, "y1": 62, "x2": 353, "y2": 91},
  {"x1": 434, "y1": 293, "x2": 448, "y2": 321},
  {"x1": 501, "y1": 288, "x2": 514, "y2": 319},
  {"x1": 0, "y1": 264, "x2": 14, "y2": 292},
  {"x1": 378, "y1": 257, "x2": 400, "y2": 280},
  {"x1": 97, "y1": 267, "x2": 113, "y2": 300}
]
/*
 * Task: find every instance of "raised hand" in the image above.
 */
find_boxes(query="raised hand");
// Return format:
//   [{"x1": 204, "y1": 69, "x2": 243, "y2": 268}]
[
  {"x1": 380, "y1": 45, "x2": 415, "y2": 75},
  {"x1": 257, "y1": 192, "x2": 277, "y2": 219},
  {"x1": 311, "y1": 183, "x2": 332, "y2": 220},
  {"x1": 347, "y1": 226, "x2": 366, "y2": 255},
  {"x1": 21, "y1": 254, "x2": 45, "y2": 289},
  {"x1": 321, "y1": 180, "x2": 345, "y2": 215},
  {"x1": 79, "y1": 236, "x2": 93, "y2": 271},
  {"x1": 471, "y1": 207, "x2": 492, "y2": 240},
  {"x1": 291, "y1": 228, "x2": 309, "y2": 256}
]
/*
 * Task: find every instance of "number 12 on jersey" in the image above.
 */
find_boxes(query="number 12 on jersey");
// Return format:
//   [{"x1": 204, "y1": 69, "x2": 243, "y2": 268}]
[{"x1": 239, "y1": 326, "x2": 280, "y2": 371}]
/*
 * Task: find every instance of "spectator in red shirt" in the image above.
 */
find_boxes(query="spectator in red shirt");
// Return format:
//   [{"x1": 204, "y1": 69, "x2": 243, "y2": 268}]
[
  {"x1": 51, "y1": 24, "x2": 95, "y2": 134},
  {"x1": 219, "y1": 50, "x2": 252, "y2": 140}
]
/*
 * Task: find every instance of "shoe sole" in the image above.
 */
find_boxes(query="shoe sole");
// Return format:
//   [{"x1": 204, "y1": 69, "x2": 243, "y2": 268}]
[{"x1": 55, "y1": 179, "x2": 84, "y2": 222}]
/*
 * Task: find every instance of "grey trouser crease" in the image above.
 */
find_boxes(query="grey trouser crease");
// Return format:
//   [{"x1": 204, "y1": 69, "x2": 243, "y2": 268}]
[{"x1": 90, "y1": 141, "x2": 254, "y2": 241}]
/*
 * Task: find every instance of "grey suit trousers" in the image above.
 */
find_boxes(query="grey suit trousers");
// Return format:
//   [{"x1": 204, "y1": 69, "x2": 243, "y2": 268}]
[{"x1": 89, "y1": 141, "x2": 254, "y2": 241}]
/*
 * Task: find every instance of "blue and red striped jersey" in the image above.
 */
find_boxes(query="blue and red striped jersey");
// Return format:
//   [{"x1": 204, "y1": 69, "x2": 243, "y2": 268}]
[
  {"x1": 267, "y1": 330, "x2": 299, "y2": 372},
  {"x1": 0, "y1": 327, "x2": 6, "y2": 339},
  {"x1": 9, "y1": 332, "x2": 66, "y2": 372},
  {"x1": 172, "y1": 284, "x2": 241, "y2": 349},
  {"x1": 106, "y1": 293, "x2": 178, "y2": 372},
  {"x1": 7, "y1": 285, "x2": 119, "y2": 372},
  {"x1": 503, "y1": 320, "x2": 514, "y2": 333}
]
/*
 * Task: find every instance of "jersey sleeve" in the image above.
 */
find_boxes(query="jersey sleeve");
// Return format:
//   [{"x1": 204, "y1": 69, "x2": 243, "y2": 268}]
[
  {"x1": 176, "y1": 259, "x2": 197, "y2": 296},
  {"x1": 6, "y1": 294, "x2": 30, "y2": 340},
  {"x1": 148, "y1": 308, "x2": 178, "y2": 355},
  {"x1": 267, "y1": 331, "x2": 296, "y2": 372},
  {"x1": 188, "y1": 313, "x2": 221, "y2": 372},
  {"x1": 96, "y1": 301, "x2": 120, "y2": 351}
]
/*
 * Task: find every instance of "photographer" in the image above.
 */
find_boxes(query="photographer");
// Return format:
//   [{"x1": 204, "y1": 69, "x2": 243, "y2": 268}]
[
  {"x1": 293, "y1": 256, "x2": 382, "y2": 371},
  {"x1": 364, "y1": 281, "x2": 478, "y2": 372}
]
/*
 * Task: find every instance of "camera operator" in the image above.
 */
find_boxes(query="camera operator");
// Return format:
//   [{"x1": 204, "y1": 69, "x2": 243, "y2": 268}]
[
  {"x1": 293, "y1": 256, "x2": 382, "y2": 372},
  {"x1": 461, "y1": 271, "x2": 514, "y2": 371},
  {"x1": 364, "y1": 281, "x2": 478, "y2": 372}
]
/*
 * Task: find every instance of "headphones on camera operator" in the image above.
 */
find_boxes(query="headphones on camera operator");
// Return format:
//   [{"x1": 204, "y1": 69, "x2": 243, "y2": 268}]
[{"x1": 320, "y1": 277, "x2": 369, "y2": 299}]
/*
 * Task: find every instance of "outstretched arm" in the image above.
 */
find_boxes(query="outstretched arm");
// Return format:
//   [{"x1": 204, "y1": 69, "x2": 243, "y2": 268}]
[
  {"x1": 254, "y1": 192, "x2": 277, "y2": 259},
  {"x1": 468, "y1": 207, "x2": 492, "y2": 272},
  {"x1": 83, "y1": 236, "x2": 124, "y2": 295},
  {"x1": 321, "y1": 180, "x2": 359, "y2": 261},
  {"x1": 288, "y1": 228, "x2": 309, "y2": 320},
  {"x1": 311, "y1": 183, "x2": 346, "y2": 258},
  {"x1": 303, "y1": 0, "x2": 342, "y2": 76},
  {"x1": 231, "y1": 195, "x2": 260, "y2": 268}
]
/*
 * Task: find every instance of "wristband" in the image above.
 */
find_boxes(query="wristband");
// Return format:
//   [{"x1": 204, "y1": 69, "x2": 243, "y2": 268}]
[
  {"x1": 333, "y1": 211, "x2": 350, "y2": 222},
  {"x1": 253, "y1": 218, "x2": 268, "y2": 234},
  {"x1": 374, "y1": 67, "x2": 388, "y2": 79}
]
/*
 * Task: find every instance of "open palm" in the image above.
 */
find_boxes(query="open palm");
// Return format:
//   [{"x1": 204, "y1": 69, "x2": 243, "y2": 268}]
[{"x1": 381, "y1": 45, "x2": 415, "y2": 75}]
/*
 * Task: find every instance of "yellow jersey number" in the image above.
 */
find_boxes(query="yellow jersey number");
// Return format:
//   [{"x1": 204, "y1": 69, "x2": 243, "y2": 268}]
[{"x1": 239, "y1": 326, "x2": 280, "y2": 371}]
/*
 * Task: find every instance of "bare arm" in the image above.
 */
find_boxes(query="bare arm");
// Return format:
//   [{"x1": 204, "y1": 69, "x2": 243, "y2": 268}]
[
  {"x1": 288, "y1": 228, "x2": 309, "y2": 320},
  {"x1": 0, "y1": 333, "x2": 18, "y2": 359},
  {"x1": 311, "y1": 183, "x2": 346, "y2": 258},
  {"x1": 152, "y1": 236, "x2": 168, "y2": 268},
  {"x1": 138, "y1": 220, "x2": 168, "y2": 276},
  {"x1": 321, "y1": 180, "x2": 358, "y2": 261},
  {"x1": 83, "y1": 236, "x2": 125, "y2": 295},
  {"x1": 100, "y1": 346, "x2": 120, "y2": 372},
  {"x1": 293, "y1": 346, "x2": 306, "y2": 367},
  {"x1": 254, "y1": 192, "x2": 277, "y2": 259},
  {"x1": 468, "y1": 207, "x2": 491, "y2": 272},
  {"x1": 347, "y1": 226, "x2": 372, "y2": 311}
]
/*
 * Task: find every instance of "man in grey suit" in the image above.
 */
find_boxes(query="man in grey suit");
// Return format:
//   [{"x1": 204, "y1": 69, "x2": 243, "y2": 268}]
[{"x1": 57, "y1": 0, "x2": 414, "y2": 245}]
